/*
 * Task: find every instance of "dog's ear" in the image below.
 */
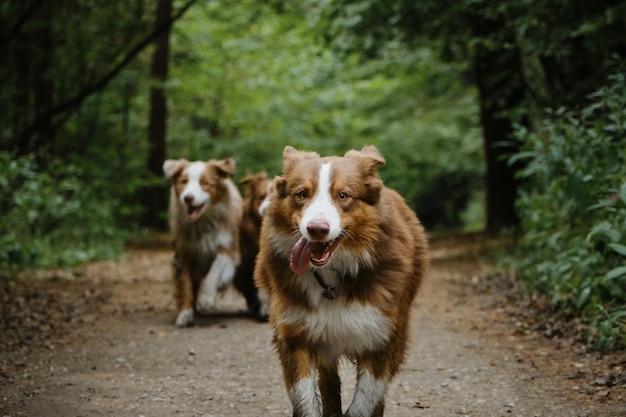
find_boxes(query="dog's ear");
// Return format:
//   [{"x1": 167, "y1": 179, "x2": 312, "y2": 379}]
[
  {"x1": 274, "y1": 176, "x2": 288, "y2": 199},
  {"x1": 241, "y1": 171, "x2": 267, "y2": 186},
  {"x1": 362, "y1": 176, "x2": 384, "y2": 205},
  {"x1": 212, "y1": 157, "x2": 236, "y2": 178},
  {"x1": 163, "y1": 159, "x2": 188, "y2": 180},
  {"x1": 283, "y1": 146, "x2": 319, "y2": 174},
  {"x1": 241, "y1": 172, "x2": 267, "y2": 197},
  {"x1": 344, "y1": 146, "x2": 385, "y2": 205},
  {"x1": 344, "y1": 145, "x2": 386, "y2": 168},
  {"x1": 240, "y1": 174, "x2": 253, "y2": 186},
  {"x1": 360, "y1": 145, "x2": 386, "y2": 166}
]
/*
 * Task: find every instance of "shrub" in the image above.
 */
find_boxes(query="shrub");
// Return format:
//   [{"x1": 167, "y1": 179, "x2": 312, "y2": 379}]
[
  {"x1": 512, "y1": 68, "x2": 626, "y2": 349},
  {"x1": 0, "y1": 153, "x2": 130, "y2": 272}
]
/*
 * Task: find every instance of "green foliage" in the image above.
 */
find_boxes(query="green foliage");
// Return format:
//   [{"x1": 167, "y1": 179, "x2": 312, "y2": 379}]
[
  {"x1": 0, "y1": 152, "x2": 134, "y2": 271},
  {"x1": 314, "y1": 0, "x2": 626, "y2": 348},
  {"x1": 513, "y1": 68, "x2": 626, "y2": 348},
  {"x1": 311, "y1": 0, "x2": 626, "y2": 107},
  {"x1": 167, "y1": 1, "x2": 484, "y2": 229},
  {"x1": 1, "y1": 0, "x2": 485, "y2": 274},
  {"x1": 0, "y1": 0, "x2": 156, "y2": 153}
]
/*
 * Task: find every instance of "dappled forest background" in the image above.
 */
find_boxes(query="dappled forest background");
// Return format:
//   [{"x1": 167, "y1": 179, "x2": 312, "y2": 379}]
[{"x1": 1, "y1": 0, "x2": 625, "y2": 348}]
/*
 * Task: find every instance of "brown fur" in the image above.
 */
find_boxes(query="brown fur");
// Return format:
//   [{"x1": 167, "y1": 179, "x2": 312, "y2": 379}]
[
  {"x1": 233, "y1": 172, "x2": 272, "y2": 321},
  {"x1": 163, "y1": 157, "x2": 243, "y2": 327},
  {"x1": 254, "y1": 146, "x2": 429, "y2": 417}
]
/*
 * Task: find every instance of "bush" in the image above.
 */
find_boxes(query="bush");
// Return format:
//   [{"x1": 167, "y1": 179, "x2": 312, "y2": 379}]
[
  {"x1": 512, "y1": 69, "x2": 626, "y2": 349},
  {"x1": 0, "y1": 152, "x2": 131, "y2": 272}
]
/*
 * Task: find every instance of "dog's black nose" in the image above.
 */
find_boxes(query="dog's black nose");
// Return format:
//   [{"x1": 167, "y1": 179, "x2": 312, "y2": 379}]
[
  {"x1": 183, "y1": 194, "x2": 194, "y2": 204},
  {"x1": 307, "y1": 221, "x2": 330, "y2": 240}
]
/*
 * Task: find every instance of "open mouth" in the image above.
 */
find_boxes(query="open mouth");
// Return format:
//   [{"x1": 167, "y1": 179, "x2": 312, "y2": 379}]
[
  {"x1": 290, "y1": 236, "x2": 343, "y2": 275},
  {"x1": 185, "y1": 203, "x2": 206, "y2": 222}
]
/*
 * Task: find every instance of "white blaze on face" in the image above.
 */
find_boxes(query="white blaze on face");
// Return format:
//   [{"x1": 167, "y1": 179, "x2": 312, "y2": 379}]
[
  {"x1": 180, "y1": 162, "x2": 210, "y2": 207},
  {"x1": 299, "y1": 162, "x2": 341, "y2": 241}
]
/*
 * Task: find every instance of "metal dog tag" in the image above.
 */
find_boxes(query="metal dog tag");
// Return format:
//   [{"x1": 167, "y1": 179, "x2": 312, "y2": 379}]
[
  {"x1": 322, "y1": 287, "x2": 336, "y2": 300},
  {"x1": 313, "y1": 270, "x2": 337, "y2": 300}
]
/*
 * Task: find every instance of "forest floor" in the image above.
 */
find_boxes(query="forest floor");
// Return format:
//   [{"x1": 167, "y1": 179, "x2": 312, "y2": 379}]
[{"x1": 1, "y1": 232, "x2": 625, "y2": 417}]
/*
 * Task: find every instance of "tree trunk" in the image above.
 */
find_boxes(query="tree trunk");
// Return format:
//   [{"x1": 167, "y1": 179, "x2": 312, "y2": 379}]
[
  {"x1": 12, "y1": 29, "x2": 31, "y2": 154},
  {"x1": 13, "y1": 3, "x2": 54, "y2": 157},
  {"x1": 32, "y1": 11, "x2": 54, "y2": 158},
  {"x1": 142, "y1": 0, "x2": 173, "y2": 231},
  {"x1": 474, "y1": 48, "x2": 525, "y2": 231}
]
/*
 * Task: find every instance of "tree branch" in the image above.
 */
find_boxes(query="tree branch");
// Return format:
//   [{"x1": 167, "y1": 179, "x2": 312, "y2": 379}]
[
  {"x1": 0, "y1": 0, "x2": 45, "y2": 48},
  {"x1": 19, "y1": 0, "x2": 198, "y2": 149}
]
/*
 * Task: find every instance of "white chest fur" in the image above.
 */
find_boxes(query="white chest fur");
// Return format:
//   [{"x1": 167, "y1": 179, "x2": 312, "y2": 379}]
[
  {"x1": 280, "y1": 271, "x2": 391, "y2": 362},
  {"x1": 187, "y1": 225, "x2": 233, "y2": 254}
]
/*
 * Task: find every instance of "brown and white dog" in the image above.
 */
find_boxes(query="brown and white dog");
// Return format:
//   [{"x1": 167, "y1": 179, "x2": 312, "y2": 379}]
[
  {"x1": 233, "y1": 172, "x2": 273, "y2": 321},
  {"x1": 254, "y1": 146, "x2": 429, "y2": 417},
  {"x1": 163, "y1": 157, "x2": 243, "y2": 327}
]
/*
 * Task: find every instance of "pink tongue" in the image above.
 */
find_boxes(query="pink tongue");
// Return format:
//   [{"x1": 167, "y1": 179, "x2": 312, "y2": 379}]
[
  {"x1": 290, "y1": 237, "x2": 335, "y2": 275},
  {"x1": 186, "y1": 206, "x2": 202, "y2": 221},
  {"x1": 290, "y1": 237, "x2": 313, "y2": 275}
]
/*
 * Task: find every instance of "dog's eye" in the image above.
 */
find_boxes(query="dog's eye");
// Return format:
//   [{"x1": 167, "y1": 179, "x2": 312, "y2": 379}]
[
  {"x1": 338, "y1": 192, "x2": 348, "y2": 200},
  {"x1": 296, "y1": 190, "x2": 308, "y2": 199}
]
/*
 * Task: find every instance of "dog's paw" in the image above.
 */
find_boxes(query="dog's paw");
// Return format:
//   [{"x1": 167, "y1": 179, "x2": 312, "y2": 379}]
[
  {"x1": 195, "y1": 292, "x2": 217, "y2": 312},
  {"x1": 175, "y1": 309, "x2": 194, "y2": 327}
]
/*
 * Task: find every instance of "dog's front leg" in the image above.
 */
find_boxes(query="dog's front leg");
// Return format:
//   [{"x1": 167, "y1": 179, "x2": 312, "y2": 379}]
[
  {"x1": 318, "y1": 361, "x2": 342, "y2": 417},
  {"x1": 196, "y1": 251, "x2": 236, "y2": 311},
  {"x1": 172, "y1": 255, "x2": 194, "y2": 327},
  {"x1": 275, "y1": 339, "x2": 321, "y2": 417},
  {"x1": 344, "y1": 360, "x2": 389, "y2": 417}
]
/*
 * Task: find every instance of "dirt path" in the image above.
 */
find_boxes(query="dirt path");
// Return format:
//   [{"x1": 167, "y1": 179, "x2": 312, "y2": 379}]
[{"x1": 1, "y1": 234, "x2": 625, "y2": 417}]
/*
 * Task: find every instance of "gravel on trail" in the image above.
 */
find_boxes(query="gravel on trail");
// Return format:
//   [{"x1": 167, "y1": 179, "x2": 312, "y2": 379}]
[{"x1": 1, "y1": 233, "x2": 625, "y2": 417}]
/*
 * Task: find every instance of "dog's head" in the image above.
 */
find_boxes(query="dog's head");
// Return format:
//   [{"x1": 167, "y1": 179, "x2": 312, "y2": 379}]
[
  {"x1": 269, "y1": 145, "x2": 385, "y2": 274},
  {"x1": 163, "y1": 157, "x2": 236, "y2": 222},
  {"x1": 258, "y1": 179, "x2": 275, "y2": 218},
  {"x1": 241, "y1": 172, "x2": 274, "y2": 223}
]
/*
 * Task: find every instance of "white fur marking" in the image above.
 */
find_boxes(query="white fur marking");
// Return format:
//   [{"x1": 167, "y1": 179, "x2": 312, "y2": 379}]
[
  {"x1": 185, "y1": 227, "x2": 234, "y2": 258},
  {"x1": 196, "y1": 253, "x2": 236, "y2": 311},
  {"x1": 175, "y1": 308, "x2": 194, "y2": 327},
  {"x1": 180, "y1": 162, "x2": 210, "y2": 206},
  {"x1": 216, "y1": 229, "x2": 234, "y2": 249},
  {"x1": 258, "y1": 181, "x2": 273, "y2": 216},
  {"x1": 268, "y1": 227, "x2": 299, "y2": 259},
  {"x1": 257, "y1": 288, "x2": 270, "y2": 318},
  {"x1": 281, "y1": 289, "x2": 391, "y2": 360},
  {"x1": 289, "y1": 376, "x2": 321, "y2": 417},
  {"x1": 163, "y1": 160, "x2": 179, "y2": 179},
  {"x1": 345, "y1": 369, "x2": 388, "y2": 417},
  {"x1": 300, "y1": 163, "x2": 341, "y2": 241}
]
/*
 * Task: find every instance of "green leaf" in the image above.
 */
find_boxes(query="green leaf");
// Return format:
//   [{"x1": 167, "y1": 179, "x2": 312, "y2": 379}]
[
  {"x1": 604, "y1": 266, "x2": 626, "y2": 282},
  {"x1": 589, "y1": 221, "x2": 621, "y2": 243},
  {"x1": 608, "y1": 310, "x2": 626, "y2": 320},
  {"x1": 608, "y1": 243, "x2": 626, "y2": 256},
  {"x1": 619, "y1": 183, "x2": 626, "y2": 205},
  {"x1": 575, "y1": 286, "x2": 591, "y2": 308}
]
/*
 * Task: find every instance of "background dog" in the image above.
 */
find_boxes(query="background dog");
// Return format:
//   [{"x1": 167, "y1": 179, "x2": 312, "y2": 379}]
[
  {"x1": 163, "y1": 157, "x2": 243, "y2": 327},
  {"x1": 233, "y1": 172, "x2": 272, "y2": 321},
  {"x1": 254, "y1": 146, "x2": 429, "y2": 417}
]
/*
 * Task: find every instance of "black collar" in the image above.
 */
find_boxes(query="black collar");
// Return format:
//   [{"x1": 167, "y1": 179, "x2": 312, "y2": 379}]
[{"x1": 312, "y1": 270, "x2": 338, "y2": 300}]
